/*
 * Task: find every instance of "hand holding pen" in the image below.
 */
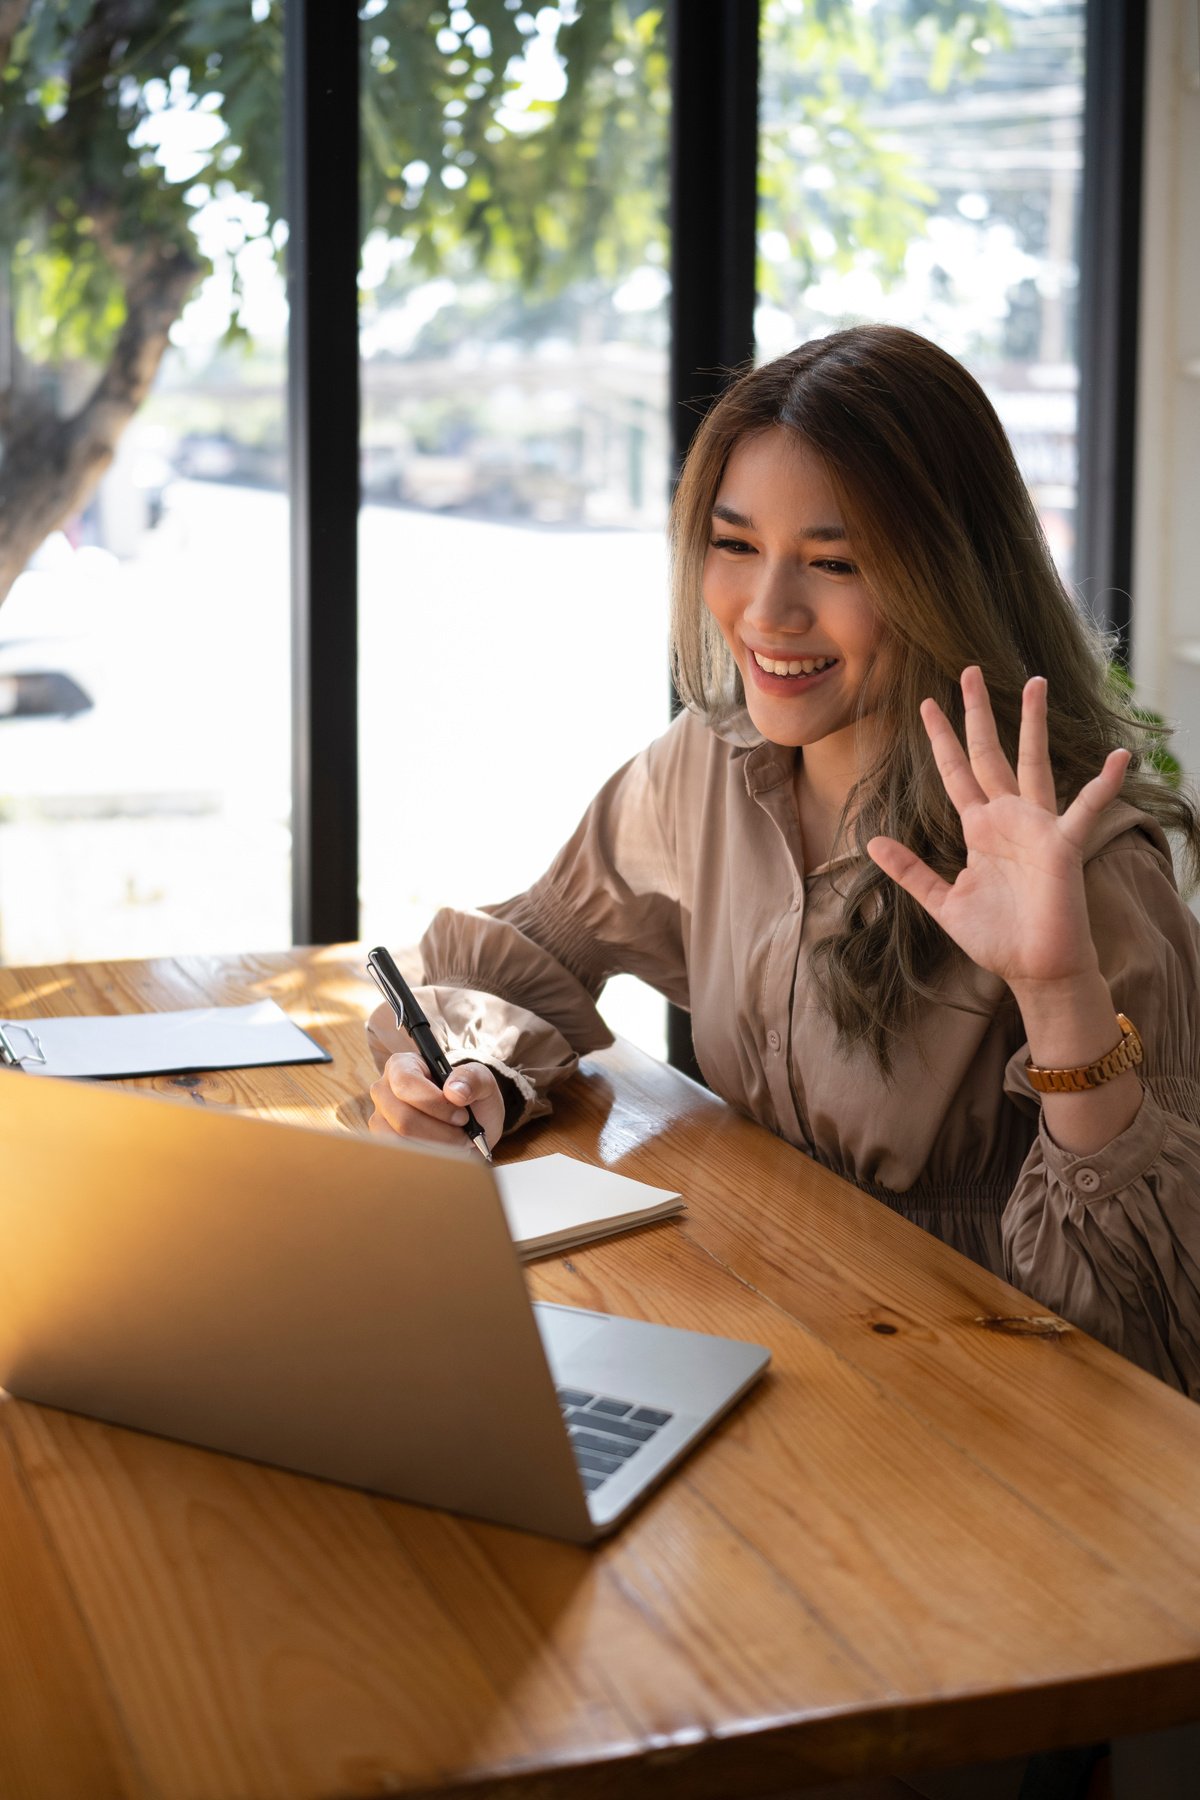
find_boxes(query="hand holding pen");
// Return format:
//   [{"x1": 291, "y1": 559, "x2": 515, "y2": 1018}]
[{"x1": 366, "y1": 946, "x2": 498, "y2": 1161}]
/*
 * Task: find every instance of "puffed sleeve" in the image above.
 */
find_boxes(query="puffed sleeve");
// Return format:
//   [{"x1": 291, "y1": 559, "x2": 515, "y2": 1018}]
[
  {"x1": 368, "y1": 727, "x2": 688, "y2": 1131},
  {"x1": 1001, "y1": 825, "x2": 1200, "y2": 1396}
]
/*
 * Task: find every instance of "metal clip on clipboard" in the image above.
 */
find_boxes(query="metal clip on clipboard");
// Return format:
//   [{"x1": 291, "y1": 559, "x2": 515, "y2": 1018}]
[{"x1": 0, "y1": 1022, "x2": 47, "y2": 1069}]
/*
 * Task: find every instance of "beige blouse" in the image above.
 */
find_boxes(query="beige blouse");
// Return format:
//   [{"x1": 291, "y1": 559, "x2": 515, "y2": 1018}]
[{"x1": 369, "y1": 707, "x2": 1200, "y2": 1398}]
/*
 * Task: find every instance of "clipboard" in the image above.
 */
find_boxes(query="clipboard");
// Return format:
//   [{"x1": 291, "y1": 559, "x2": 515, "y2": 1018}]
[{"x1": 0, "y1": 1000, "x2": 332, "y2": 1079}]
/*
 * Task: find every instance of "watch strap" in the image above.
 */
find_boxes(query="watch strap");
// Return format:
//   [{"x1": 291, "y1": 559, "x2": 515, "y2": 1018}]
[{"x1": 1025, "y1": 1013, "x2": 1144, "y2": 1095}]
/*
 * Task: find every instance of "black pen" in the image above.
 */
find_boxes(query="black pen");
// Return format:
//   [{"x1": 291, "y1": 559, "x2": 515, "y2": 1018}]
[{"x1": 366, "y1": 946, "x2": 493, "y2": 1163}]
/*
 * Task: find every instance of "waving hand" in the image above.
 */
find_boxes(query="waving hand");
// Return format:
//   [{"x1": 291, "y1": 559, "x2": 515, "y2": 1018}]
[{"x1": 867, "y1": 666, "x2": 1130, "y2": 990}]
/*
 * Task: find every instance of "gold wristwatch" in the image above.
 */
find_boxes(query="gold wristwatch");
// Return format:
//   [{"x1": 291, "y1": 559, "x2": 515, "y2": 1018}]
[{"x1": 1024, "y1": 1013, "x2": 1144, "y2": 1095}]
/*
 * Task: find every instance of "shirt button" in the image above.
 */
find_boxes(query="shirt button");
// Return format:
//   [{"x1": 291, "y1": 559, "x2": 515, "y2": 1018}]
[
  {"x1": 766, "y1": 1029, "x2": 781, "y2": 1052},
  {"x1": 790, "y1": 893, "x2": 803, "y2": 913},
  {"x1": 1075, "y1": 1167, "x2": 1101, "y2": 1194}
]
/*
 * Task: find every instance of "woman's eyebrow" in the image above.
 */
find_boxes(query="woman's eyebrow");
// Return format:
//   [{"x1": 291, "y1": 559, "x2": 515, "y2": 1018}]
[{"x1": 710, "y1": 502, "x2": 849, "y2": 542}]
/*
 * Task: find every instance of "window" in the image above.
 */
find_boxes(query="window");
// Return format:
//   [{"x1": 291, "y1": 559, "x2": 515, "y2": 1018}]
[
  {"x1": 759, "y1": 0, "x2": 1086, "y2": 577},
  {"x1": 0, "y1": 4, "x2": 290, "y2": 962},
  {"x1": 357, "y1": 2, "x2": 671, "y2": 1053},
  {"x1": 1, "y1": 1, "x2": 1145, "y2": 1008}
]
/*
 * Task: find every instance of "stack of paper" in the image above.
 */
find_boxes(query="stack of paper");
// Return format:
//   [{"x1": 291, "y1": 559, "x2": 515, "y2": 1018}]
[{"x1": 494, "y1": 1153, "x2": 684, "y2": 1259}]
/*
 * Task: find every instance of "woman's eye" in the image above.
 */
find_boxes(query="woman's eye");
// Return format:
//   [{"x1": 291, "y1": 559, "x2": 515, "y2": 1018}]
[
  {"x1": 814, "y1": 558, "x2": 857, "y2": 576},
  {"x1": 709, "y1": 536, "x2": 754, "y2": 554}
]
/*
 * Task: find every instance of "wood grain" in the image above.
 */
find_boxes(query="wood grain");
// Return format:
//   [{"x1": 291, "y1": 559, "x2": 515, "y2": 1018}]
[
  {"x1": 544, "y1": 1041, "x2": 1200, "y2": 1635},
  {"x1": 1, "y1": 951, "x2": 1199, "y2": 1799},
  {"x1": 0, "y1": 1404, "x2": 145, "y2": 1800}
]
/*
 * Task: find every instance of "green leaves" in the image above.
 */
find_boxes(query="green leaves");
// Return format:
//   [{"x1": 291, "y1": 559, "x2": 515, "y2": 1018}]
[
  {"x1": 1, "y1": 0, "x2": 283, "y2": 361},
  {"x1": 0, "y1": 2, "x2": 1048, "y2": 385},
  {"x1": 757, "y1": 0, "x2": 1009, "y2": 303},
  {"x1": 1107, "y1": 660, "x2": 1184, "y2": 790},
  {"x1": 362, "y1": 2, "x2": 666, "y2": 299}
]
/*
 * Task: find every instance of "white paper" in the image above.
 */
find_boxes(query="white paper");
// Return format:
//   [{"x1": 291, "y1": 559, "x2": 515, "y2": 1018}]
[
  {"x1": 494, "y1": 1152, "x2": 683, "y2": 1255},
  {"x1": 3, "y1": 1000, "x2": 329, "y2": 1079}
]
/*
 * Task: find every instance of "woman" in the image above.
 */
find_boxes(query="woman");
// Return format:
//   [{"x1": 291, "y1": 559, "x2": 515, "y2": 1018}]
[{"x1": 367, "y1": 324, "x2": 1200, "y2": 1400}]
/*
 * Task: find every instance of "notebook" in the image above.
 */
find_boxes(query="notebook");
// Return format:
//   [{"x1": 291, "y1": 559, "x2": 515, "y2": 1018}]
[
  {"x1": 497, "y1": 1154, "x2": 682, "y2": 1258},
  {"x1": 0, "y1": 1075, "x2": 769, "y2": 1542}
]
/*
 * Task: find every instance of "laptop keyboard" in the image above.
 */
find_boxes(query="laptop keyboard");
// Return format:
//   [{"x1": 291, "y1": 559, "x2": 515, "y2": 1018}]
[{"x1": 556, "y1": 1386, "x2": 674, "y2": 1494}]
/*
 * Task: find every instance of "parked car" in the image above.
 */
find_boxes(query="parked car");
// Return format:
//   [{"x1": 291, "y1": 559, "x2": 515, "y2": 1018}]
[
  {"x1": 0, "y1": 533, "x2": 110, "y2": 726},
  {"x1": 0, "y1": 669, "x2": 92, "y2": 720}
]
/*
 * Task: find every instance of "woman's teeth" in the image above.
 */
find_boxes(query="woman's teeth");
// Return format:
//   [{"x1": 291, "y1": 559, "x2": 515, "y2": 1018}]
[{"x1": 753, "y1": 652, "x2": 837, "y2": 677}]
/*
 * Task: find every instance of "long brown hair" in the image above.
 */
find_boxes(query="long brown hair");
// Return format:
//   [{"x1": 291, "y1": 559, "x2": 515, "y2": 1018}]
[{"x1": 670, "y1": 324, "x2": 1200, "y2": 1071}]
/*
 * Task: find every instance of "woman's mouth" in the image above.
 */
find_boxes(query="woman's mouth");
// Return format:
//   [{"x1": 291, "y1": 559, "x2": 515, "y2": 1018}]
[{"x1": 748, "y1": 650, "x2": 839, "y2": 689}]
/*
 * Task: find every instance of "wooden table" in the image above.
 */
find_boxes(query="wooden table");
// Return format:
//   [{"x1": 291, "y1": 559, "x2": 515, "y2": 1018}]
[{"x1": 1, "y1": 948, "x2": 1199, "y2": 1800}]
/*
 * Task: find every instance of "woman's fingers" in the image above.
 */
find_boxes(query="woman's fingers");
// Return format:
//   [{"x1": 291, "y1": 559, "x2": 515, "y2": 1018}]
[
  {"x1": 920, "y1": 697, "x2": 988, "y2": 816},
  {"x1": 960, "y1": 664, "x2": 1019, "y2": 799},
  {"x1": 384, "y1": 1051, "x2": 471, "y2": 1120},
  {"x1": 925, "y1": 669, "x2": 1061, "y2": 819},
  {"x1": 1059, "y1": 748, "x2": 1132, "y2": 849},
  {"x1": 867, "y1": 835, "x2": 955, "y2": 922},
  {"x1": 367, "y1": 1106, "x2": 473, "y2": 1147},
  {"x1": 369, "y1": 1051, "x2": 492, "y2": 1147},
  {"x1": 441, "y1": 1063, "x2": 497, "y2": 1109},
  {"x1": 1015, "y1": 675, "x2": 1058, "y2": 811}
]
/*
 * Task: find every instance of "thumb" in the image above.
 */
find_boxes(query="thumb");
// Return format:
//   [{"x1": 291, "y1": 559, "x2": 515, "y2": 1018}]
[{"x1": 443, "y1": 1062, "x2": 489, "y2": 1102}]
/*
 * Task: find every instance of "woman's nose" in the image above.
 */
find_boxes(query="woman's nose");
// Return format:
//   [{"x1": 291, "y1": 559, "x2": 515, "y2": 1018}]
[{"x1": 744, "y1": 561, "x2": 813, "y2": 632}]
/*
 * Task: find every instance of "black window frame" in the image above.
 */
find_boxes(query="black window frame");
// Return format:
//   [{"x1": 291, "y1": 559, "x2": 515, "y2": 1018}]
[
  {"x1": 1075, "y1": 0, "x2": 1146, "y2": 647},
  {"x1": 286, "y1": 0, "x2": 361, "y2": 946}
]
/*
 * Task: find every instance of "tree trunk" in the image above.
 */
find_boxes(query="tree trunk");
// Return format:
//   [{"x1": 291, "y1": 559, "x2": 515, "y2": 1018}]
[
  {"x1": 0, "y1": 244, "x2": 200, "y2": 605},
  {"x1": 0, "y1": 0, "x2": 27, "y2": 70}
]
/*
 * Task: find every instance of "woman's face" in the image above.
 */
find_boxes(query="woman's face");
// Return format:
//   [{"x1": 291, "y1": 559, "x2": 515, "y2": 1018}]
[{"x1": 703, "y1": 427, "x2": 886, "y2": 753}]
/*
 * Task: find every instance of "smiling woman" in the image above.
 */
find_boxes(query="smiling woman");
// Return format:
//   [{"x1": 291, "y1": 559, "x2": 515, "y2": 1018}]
[
  {"x1": 705, "y1": 439, "x2": 877, "y2": 703},
  {"x1": 666, "y1": 326, "x2": 1197, "y2": 1066},
  {"x1": 367, "y1": 323, "x2": 1200, "y2": 1420},
  {"x1": 702, "y1": 430, "x2": 886, "y2": 866}
]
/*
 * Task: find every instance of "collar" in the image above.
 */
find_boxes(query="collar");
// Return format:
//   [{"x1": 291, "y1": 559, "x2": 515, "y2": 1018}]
[
  {"x1": 702, "y1": 702, "x2": 765, "y2": 751},
  {"x1": 695, "y1": 707, "x2": 1166, "y2": 877}
]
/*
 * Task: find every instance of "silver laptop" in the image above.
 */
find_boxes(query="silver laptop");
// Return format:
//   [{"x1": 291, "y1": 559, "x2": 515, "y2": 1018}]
[{"x1": 0, "y1": 1073, "x2": 769, "y2": 1542}]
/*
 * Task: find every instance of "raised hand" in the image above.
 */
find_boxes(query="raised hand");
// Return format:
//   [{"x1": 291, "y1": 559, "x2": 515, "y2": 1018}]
[{"x1": 866, "y1": 666, "x2": 1131, "y2": 992}]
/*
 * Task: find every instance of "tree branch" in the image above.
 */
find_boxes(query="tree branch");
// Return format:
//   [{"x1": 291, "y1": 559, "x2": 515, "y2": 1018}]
[
  {"x1": 0, "y1": 0, "x2": 30, "y2": 76},
  {"x1": 0, "y1": 0, "x2": 205, "y2": 604},
  {"x1": 0, "y1": 244, "x2": 199, "y2": 600}
]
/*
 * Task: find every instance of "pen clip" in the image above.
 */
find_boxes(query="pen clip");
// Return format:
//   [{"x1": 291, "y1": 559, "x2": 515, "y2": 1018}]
[{"x1": 365, "y1": 956, "x2": 406, "y2": 1032}]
